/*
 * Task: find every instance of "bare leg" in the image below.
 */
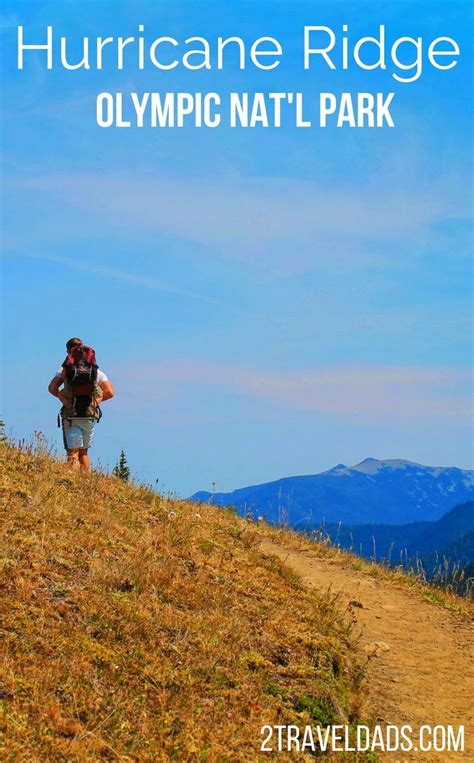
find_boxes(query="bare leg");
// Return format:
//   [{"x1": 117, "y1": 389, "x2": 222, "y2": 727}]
[
  {"x1": 78, "y1": 448, "x2": 90, "y2": 471},
  {"x1": 67, "y1": 449, "x2": 80, "y2": 471}
]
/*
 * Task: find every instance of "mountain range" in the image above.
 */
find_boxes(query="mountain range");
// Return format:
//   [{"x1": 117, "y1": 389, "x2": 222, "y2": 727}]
[{"x1": 190, "y1": 458, "x2": 474, "y2": 526}]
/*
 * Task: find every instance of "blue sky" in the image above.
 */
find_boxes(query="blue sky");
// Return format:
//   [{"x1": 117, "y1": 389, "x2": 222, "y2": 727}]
[{"x1": 1, "y1": 1, "x2": 472, "y2": 495}]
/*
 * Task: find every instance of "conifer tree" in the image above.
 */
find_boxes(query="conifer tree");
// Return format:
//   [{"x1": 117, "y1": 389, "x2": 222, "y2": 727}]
[
  {"x1": 113, "y1": 450, "x2": 131, "y2": 482},
  {"x1": 0, "y1": 420, "x2": 6, "y2": 444}
]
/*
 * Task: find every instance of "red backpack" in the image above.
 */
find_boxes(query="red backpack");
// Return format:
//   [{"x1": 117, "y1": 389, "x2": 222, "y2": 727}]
[{"x1": 61, "y1": 345, "x2": 102, "y2": 419}]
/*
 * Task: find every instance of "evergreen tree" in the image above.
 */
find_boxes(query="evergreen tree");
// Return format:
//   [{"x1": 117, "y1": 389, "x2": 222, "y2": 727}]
[
  {"x1": 0, "y1": 420, "x2": 6, "y2": 444},
  {"x1": 113, "y1": 450, "x2": 131, "y2": 482}
]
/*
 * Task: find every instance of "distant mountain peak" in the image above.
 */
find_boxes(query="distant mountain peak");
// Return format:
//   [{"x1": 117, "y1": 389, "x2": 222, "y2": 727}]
[
  {"x1": 190, "y1": 458, "x2": 473, "y2": 526},
  {"x1": 351, "y1": 458, "x2": 421, "y2": 475}
]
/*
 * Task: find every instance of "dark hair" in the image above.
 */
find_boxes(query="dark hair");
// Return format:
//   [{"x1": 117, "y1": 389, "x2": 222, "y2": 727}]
[{"x1": 66, "y1": 337, "x2": 83, "y2": 351}]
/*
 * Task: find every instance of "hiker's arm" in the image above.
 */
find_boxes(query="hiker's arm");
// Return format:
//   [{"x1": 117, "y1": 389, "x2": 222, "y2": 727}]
[
  {"x1": 100, "y1": 380, "x2": 115, "y2": 402},
  {"x1": 48, "y1": 377, "x2": 68, "y2": 405}
]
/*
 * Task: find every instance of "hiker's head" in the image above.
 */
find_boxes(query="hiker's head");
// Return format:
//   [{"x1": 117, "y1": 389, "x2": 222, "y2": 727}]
[{"x1": 66, "y1": 337, "x2": 83, "y2": 352}]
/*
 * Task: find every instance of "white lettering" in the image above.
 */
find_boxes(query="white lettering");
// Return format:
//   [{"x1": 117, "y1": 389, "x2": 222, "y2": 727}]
[
  {"x1": 96, "y1": 92, "x2": 114, "y2": 127},
  {"x1": 18, "y1": 25, "x2": 53, "y2": 69},
  {"x1": 251, "y1": 37, "x2": 282, "y2": 70},
  {"x1": 354, "y1": 26, "x2": 386, "y2": 70},
  {"x1": 130, "y1": 92, "x2": 150, "y2": 127},
  {"x1": 60, "y1": 36, "x2": 89, "y2": 70},
  {"x1": 320, "y1": 93, "x2": 337, "y2": 126},
  {"x1": 149, "y1": 37, "x2": 179, "y2": 70},
  {"x1": 428, "y1": 37, "x2": 460, "y2": 70},
  {"x1": 304, "y1": 26, "x2": 336, "y2": 69},
  {"x1": 183, "y1": 37, "x2": 211, "y2": 70},
  {"x1": 391, "y1": 37, "x2": 422, "y2": 83}
]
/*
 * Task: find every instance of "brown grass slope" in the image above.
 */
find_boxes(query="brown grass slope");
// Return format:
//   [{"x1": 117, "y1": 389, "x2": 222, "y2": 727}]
[
  {"x1": 260, "y1": 539, "x2": 473, "y2": 762},
  {"x1": 1, "y1": 444, "x2": 373, "y2": 762}
]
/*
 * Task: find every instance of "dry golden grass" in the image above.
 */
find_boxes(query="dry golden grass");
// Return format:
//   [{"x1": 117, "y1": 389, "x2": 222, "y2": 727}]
[
  {"x1": 256, "y1": 524, "x2": 473, "y2": 617},
  {"x1": 1, "y1": 443, "x2": 375, "y2": 762}
]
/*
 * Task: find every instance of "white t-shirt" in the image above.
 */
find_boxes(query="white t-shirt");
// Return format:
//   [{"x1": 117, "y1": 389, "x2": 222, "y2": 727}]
[{"x1": 55, "y1": 367, "x2": 109, "y2": 384}]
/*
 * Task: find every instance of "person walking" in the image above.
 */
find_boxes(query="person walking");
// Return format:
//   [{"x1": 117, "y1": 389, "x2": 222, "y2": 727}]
[{"x1": 48, "y1": 337, "x2": 115, "y2": 471}]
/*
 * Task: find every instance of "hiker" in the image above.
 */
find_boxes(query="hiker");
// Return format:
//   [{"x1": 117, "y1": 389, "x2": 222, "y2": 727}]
[{"x1": 48, "y1": 338, "x2": 115, "y2": 471}]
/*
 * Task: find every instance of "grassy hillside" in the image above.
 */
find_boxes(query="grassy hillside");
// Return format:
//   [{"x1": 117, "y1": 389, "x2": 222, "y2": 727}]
[
  {"x1": 305, "y1": 502, "x2": 474, "y2": 597},
  {"x1": 313, "y1": 501, "x2": 474, "y2": 561},
  {"x1": 1, "y1": 443, "x2": 372, "y2": 761}
]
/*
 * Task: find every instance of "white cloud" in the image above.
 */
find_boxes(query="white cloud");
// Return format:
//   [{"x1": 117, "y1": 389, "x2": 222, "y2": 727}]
[
  {"x1": 12, "y1": 172, "x2": 468, "y2": 273},
  {"x1": 10, "y1": 251, "x2": 222, "y2": 305},
  {"x1": 114, "y1": 358, "x2": 472, "y2": 421}
]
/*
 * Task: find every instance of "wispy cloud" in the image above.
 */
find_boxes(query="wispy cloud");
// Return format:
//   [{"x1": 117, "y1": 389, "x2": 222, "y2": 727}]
[
  {"x1": 8, "y1": 250, "x2": 223, "y2": 306},
  {"x1": 113, "y1": 359, "x2": 472, "y2": 421},
  {"x1": 11, "y1": 172, "x2": 470, "y2": 274}
]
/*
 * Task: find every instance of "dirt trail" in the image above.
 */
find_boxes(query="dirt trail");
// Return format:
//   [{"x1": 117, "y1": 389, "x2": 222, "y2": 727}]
[{"x1": 260, "y1": 539, "x2": 473, "y2": 762}]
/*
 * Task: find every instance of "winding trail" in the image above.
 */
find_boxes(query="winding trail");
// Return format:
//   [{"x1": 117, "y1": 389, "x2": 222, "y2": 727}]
[{"x1": 260, "y1": 539, "x2": 473, "y2": 762}]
